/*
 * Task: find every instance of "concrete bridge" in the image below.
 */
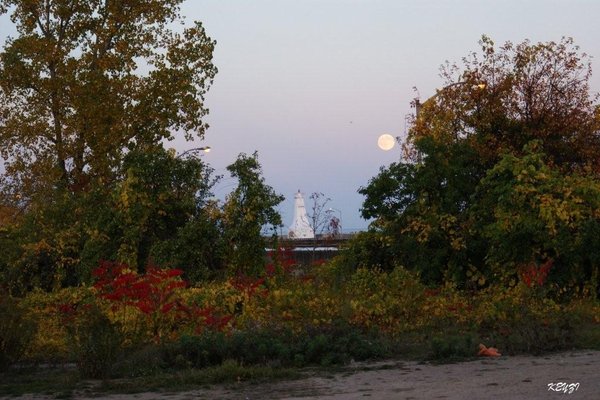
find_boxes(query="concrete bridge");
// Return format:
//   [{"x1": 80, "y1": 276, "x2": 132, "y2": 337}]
[
  {"x1": 270, "y1": 235, "x2": 355, "y2": 265},
  {"x1": 276, "y1": 234, "x2": 355, "y2": 249}
]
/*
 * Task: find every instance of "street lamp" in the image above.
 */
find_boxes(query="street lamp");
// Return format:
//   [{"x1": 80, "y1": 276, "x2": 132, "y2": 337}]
[
  {"x1": 414, "y1": 81, "x2": 486, "y2": 117},
  {"x1": 326, "y1": 207, "x2": 342, "y2": 236},
  {"x1": 407, "y1": 81, "x2": 486, "y2": 162},
  {"x1": 376, "y1": 81, "x2": 486, "y2": 159},
  {"x1": 176, "y1": 146, "x2": 211, "y2": 158}
]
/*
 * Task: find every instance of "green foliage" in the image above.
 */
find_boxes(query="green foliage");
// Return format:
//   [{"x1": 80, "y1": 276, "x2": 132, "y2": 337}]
[
  {"x1": 0, "y1": 0, "x2": 217, "y2": 203},
  {"x1": 329, "y1": 231, "x2": 396, "y2": 274},
  {"x1": 150, "y1": 203, "x2": 226, "y2": 283},
  {"x1": 0, "y1": 294, "x2": 37, "y2": 371},
  {"x1": 0, "y1": 189, "x2": 85, "y2": 293},
  {"x1": 0, "y1": 148, "x2": 289, "y2": 291},
  {"x1": 64, "y1": 305, "x2": 122, "y2": 379},
  {"x1": 358, "y1": 36, "x2": 600, "y2": 293},
  {"x1": 358, "y1": 138, "x2": 486, "y2": 282},
  {"x1": 1, "y1": 262, "x2": 598, "y2": 386},
  {"x1": 472, "y1": 142, "x2": 600, "y2": 289},
  {"x1": 222, "y1": 152, "x2": 284, "y2": 276},
  {"x1": 430, "y1": 334, "x2": 476, "y2": 361},
  {"x1": 475, "y1": 285, "x2": 580, "y2": 355},
  {"x1": 111, "y1": 345, "x2": 167, "y2": 378},
  {"x1": 113, "y1": 148, "x2": 218, "y2": 271},
  {"x1": 20, "y1": 287, "x2": 91, "y2": 364},
  {"x1": 160, "y1": 327, "x2": 388, "y2": 371},
  {"x1": 0, "y1": 0, "x2": 221, "y2": 291},
  {"x1": 0, "y1": 147, "x2": 220, "y2": 291},
  {"x1": 348, "y1": 267, "x2": 427, "y2": 335},
  {"x1": 107, "y1": 360, "x2": 299, "y2": 391}
]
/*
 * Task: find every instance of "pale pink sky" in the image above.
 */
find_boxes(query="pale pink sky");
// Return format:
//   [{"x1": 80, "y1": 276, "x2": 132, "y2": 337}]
[
  {"x1": 178, "y1": 0, "x2": 600, "y2": 232},
  {"x1": 2, "y1": 0, "x2": 600, "y2": 232}
]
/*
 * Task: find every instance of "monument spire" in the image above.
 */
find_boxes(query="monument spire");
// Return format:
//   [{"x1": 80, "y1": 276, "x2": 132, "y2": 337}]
[{"x1": 288, "y1": 190, "x2": 314, "y2": 239}]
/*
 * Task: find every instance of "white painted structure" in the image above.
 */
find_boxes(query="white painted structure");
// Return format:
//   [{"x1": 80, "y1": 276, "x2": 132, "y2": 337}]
[{"x1": 288, "y1": 190, "x2": 314, "y2": 239}]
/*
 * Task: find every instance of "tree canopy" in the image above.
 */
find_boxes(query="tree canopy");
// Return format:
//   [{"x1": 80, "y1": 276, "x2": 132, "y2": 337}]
[
  {"x1": 222, "y1": 152, "x2": 285, "y2": 276},
  {"x1": 0, "y1": 0, "x2": 217, "y2": 206},
  {"x1": 411, "y1": 36, "x2": 600, "y2": 171},
  {"x1": 359, "y1": 36, "x2": 600, "y2": 295}
]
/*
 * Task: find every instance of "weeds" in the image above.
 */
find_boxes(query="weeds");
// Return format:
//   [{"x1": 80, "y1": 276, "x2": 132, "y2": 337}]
[{"x1": 1, "y1": 260, "x2": 598, "y2": 395}]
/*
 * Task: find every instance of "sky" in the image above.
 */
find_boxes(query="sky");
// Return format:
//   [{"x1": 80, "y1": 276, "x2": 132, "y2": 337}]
[{"x1": 2, "y1": 0, "x2": 600, "y2": 233}]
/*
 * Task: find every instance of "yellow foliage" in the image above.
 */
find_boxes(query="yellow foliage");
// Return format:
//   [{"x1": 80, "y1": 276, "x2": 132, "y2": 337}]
[
  {"x1": 13, "y1": 263, "x2": 600, "y2": 363},
  {"x1": 21, "y1": 287, "x2": 91, "y2": 362}
]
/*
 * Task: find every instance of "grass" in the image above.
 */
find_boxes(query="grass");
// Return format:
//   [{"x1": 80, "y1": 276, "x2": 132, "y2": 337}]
[
  {"x1": 572, "y1": 322, "x2": 600, "y2": 350},
  {"x1": 3, "y1": 266, "x2": 598, "y2": 397},
  {"x1": 0, "y1": 361, "x2": 301, "y2": 398},
  {"x1": 100, "y1": 360, "x2": 301, "y2": 393},
  {"x1": 1, "y1": 322, "x2": 599, "y2": 398},
  {"x1": 0, "y1": 366, "x2": 82, "y2": 399}
]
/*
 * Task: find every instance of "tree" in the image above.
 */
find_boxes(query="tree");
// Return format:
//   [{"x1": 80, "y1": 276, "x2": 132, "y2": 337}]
[
  {"x1": 359, "y1": 36, "x2": 600, "y2": 292},
  {"x1": 411, "y1": 36, "x2": 600, "y2": 171},
  {"x1": 471, "y1": 141, "x2": 600, "y2": 290},
  {"x1": 112, "y1": 147, "x2": 219, "y2": 271},
  {"x1": 0, "y1": 0, "x2": 217, "y2": 206},
  {"x1": 359, "y1": 137, "x2": 484, "y2": 281},
  {"x1": 149, "y1": 199, "x2": 226, "y2": 283},
  {"x1": 221, "y1": 152, "x2": 284, "y2": 276},
  {"x1": 308, "y1": 192, "x2": 332, "y2": 237},
  {"x1": 0, "y1": 146, "x2": 219, "y2": 292}
]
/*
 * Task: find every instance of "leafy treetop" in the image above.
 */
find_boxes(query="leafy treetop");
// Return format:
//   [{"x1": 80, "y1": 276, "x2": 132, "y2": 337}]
[
  {"x1": 411, "y1": 36, "x2": 600, "y2": 172},
  {"x1": 0, "y1": 0, "x2": 217, "y2": 205}
]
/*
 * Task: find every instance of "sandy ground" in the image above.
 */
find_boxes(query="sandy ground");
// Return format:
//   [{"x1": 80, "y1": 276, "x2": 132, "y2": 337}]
[{"x1": 7, "y1": 350, "x2": 600, "y2": 400}]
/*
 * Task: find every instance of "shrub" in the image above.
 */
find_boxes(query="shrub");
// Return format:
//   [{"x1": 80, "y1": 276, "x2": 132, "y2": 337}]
[
  {"x1": 159, "y1": 325, "x2": 389, "y2": 371},
  {"x1": 167, "y1": 332, "x2": 228, "y2": 369},
  {"x1": 21, "y1": 287, "x2": 92, "y2": 364},
  {"x1": 0, "y1": 294, "x2": 37, "y2": 370},
  {"x1": 327, "y1": 231, "x2": 397, "y2": 276},
  {"x1": 430, "y1": 334, "x2": 476, "y2": 360},
  {"x1": 474, "y1": 285, "x2": 578, "y2": 354},
  {"x1": 347, "y1": 266, "x2": 426, "y2": 335},
  {"x1": 93, "y1": 261, "x2": 192, "y2": 344},
  {"x1": 62, "y1": 304, "x2": 122, "y2": 379},
  {"x1": 111, "y1": 345, "x2": 166, "y2": 378}
]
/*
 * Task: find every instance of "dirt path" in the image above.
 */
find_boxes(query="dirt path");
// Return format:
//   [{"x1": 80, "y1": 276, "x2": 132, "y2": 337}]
[
  {"x1": 209, "y1": 350, "x2": 599, "y2": 400},
  {"x1": 9, "y1": 350, "x2": 600, "y2": 399}
]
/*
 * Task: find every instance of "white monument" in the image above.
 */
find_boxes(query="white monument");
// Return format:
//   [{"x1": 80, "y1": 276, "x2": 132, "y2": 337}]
[{"x1": 288, "y1": 190, "x2": 314, "y2": 239}]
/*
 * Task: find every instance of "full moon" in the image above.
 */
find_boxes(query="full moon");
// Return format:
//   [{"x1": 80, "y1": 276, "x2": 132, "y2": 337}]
[{"x1": 377, "y1": 134, "x2": 395, "y2": 151}]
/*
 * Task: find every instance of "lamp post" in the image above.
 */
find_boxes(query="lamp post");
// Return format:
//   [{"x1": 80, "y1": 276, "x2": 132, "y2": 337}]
[
  {"x1": 326, "y1": 207, "x2": 342, "y2": 236},
  {"x1": 176, "y1": 146, "x2": 211, "y2": 158},
  {"x1": 414, "y1": 81, "x2": 486, "y2": 117},
  {"x1": 376, "y1": 81, "x2": 485, "y2": 160},
  {"x1": 407, "y1": 81, "x2": 486, "y2": 162}
]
